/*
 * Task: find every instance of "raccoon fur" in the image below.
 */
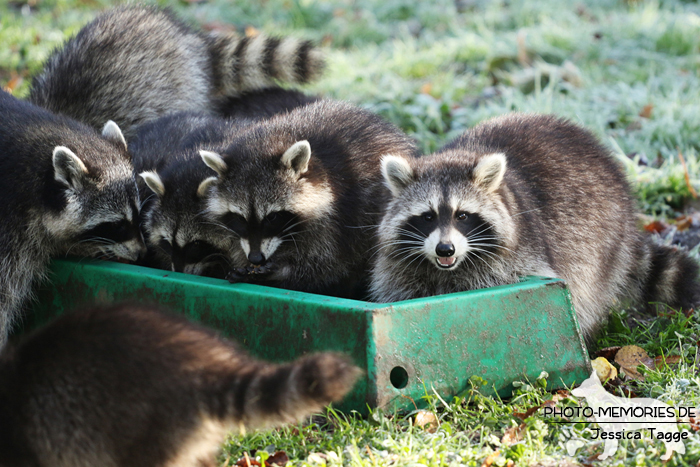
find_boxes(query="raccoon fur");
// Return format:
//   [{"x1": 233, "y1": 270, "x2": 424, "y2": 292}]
[
  {"x1": 0, "y1": 303, "x2": 360, "y2": 467},
  {"x1": 28, "y1": 5, "x2": 325, "y2": 137},
  {"x1": 199, "y1": 99, "x2": 420, "y2": 296},
  {"x1": 0, "y1": 90, "x2": 145, "y2": 349},
  {"x1": 218, "y1": 87, "x2": 320, "y2": 120},
  {"x1": 133, "y1": 88, "x2": 318, "y2": 276},
  {"x1": 371, "y1": 113, "x2": 700, "y2": 338}
]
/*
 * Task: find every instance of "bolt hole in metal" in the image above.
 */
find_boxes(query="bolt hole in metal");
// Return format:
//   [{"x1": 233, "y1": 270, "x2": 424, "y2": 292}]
[{"x1": 390, "y1": 366, "x2": 409, "y2": 389}]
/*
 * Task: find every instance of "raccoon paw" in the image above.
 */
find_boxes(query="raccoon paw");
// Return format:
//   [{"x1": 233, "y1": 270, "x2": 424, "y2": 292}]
[
  {"x1": 225, "y1": 267, "x2": 251, "y2": 283},
  {"x1": 250, "y1": 262, "x2": 278, "y2": 276}
]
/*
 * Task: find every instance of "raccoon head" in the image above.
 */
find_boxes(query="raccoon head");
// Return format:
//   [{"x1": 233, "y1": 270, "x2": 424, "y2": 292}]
[
  {"x1": 139, "y1": 160, "x2": 233, "y2": 276},
  {"x1": 379, "y1": 152, "x2": 514, "y2": 272},
  {"x1": 45, "y1": 121, "x2": 146, "y2": 262},
  {"x1": 200, "y1": 141, "x2": 334, "y2": 271}
]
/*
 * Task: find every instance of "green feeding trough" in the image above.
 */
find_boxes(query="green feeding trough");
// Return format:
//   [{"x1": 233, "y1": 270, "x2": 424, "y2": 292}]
[{"x1": 26, "y1": 259, "x2": 591, "y2": 413}]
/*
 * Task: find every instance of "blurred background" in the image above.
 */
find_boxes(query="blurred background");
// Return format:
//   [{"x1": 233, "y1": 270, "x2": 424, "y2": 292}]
[{"x1": 2, "y1": 0, "x2": 700, "y2": 219}]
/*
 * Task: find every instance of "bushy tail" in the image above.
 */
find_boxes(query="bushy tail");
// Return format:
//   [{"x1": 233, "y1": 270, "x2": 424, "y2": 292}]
[
  {"x1": 206, "y1": 32, "x2": 326, "y2": 97},
  {"x1": 639, "y1": 240, "x2": 700, "y2": 312},
  {"x1": 218, "y1": 352, "x2": 361, "y2": 428}
]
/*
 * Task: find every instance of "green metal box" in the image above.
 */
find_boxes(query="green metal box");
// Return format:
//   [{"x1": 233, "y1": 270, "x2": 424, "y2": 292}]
[{"x1": 26, "y1": 259, "x2": 591, "y2": 413}]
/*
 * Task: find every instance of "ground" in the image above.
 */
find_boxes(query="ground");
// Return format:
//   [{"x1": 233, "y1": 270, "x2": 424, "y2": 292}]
[{"x1": 2, "y1": 0, "x2": 700, "y2": 465}]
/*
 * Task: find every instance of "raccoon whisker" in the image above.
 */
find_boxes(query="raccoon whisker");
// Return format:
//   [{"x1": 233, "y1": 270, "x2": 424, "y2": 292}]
[
  {"x1": 140, "y1": 193, "x2": 156, "y2": 210},
  {"x1": 469, "y1": 242, "x2": 514, "y2": 254},
  {"x1": 65, "y1": 237, "x2": 117, "y2": 256},
  {"x1": 281, "y1": 221, "x2": 308, "y2": 233},
  {"x1": 282, "y1": 217, "x2": 312, "y2": 232},
  {"x1": 200, "y1": 221, "x2": 241, "y2": 237},
  {"x1": 368, "y1": 242, "x2": 421, "y2": 261},
  {"x1": 401, "y1": 250, "x2": 428, "y2": 271},
  {"x1": 385, "y1": 246, "x2": 424, "y2": 262},
  {"x1": 468, "y1": 247, "x2": 502, "y2": 264},
  {"x1": 465, "y1": 222, "x2": 493, "y2": 240},
  {"x1": 280, "y1": 230, "x2": 306, "y2": 242},
  {"x1": 466, "y1": 249, "x2": 499, "y2": 275},
  {"x1": 395, "y1": 227, "x2": 427, "y2": 238},
  {"x1": 371, "y1": 239, "x2": 424, "y2": 251},
  {"x1": 462, "y1": 252, "x2": 478, "y2": 270},
  {"x1": 368, "y1": 241, "x2": 422, "y2": 257},
  {"x1": 393, "y1": 230, "x2": 427, "y2": 243}
]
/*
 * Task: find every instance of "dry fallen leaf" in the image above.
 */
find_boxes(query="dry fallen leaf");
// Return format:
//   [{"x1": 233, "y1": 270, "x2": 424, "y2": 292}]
[
  {"x1": 678, "y1": 149, "x2": 698, "y2": 199},
  {"x1": 414, "y1": 410, "x2": 438, "y2": 432},
  {"x1": 654, "y1": 355, "x2": 682, "y2": 369},
  {"x1": 639, "y1": 104, "x2": 653, "y2": 119},
  {"x1": 514, "y1": 404, "x2": 541, "y2": 420},
  {"x1": 3, "y1": 74, "x2": 23, "y2": 94},
  {"x1": 675, "y1": 215, "x2": 693, "y2": 232},
  {"x1": 481, "y1": 450, "x2": 501, "y2": 467},
  {"x1": 591, "y1": 356, "x2": 618, "y2": 382},
  {"x1": 266, "y1": 451, "x2": 289, "y2": 466},
  {"x1": 245, "y1": 26, "x2": 260, "y2": 38},
  {"x1": 235, "y1": 454, "x2": 261, "y2": 467},
  {"x1": 501, "y1": 423, "x2": 526, "y2": 446},
  {"x1": 615, "y1": 345, "x2": 653, "y2": 380},
  {"x1": 643, "y1": 220, "x2": 670, "y2": 234},
  {"x1": 420, "y1": 82, "x2": 433, "y2": 95}
]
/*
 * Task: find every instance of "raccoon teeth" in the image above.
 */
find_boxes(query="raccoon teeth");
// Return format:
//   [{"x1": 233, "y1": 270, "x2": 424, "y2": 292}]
[{"x1": 436, "y1": 257, "x2": 456, "y2": 268}]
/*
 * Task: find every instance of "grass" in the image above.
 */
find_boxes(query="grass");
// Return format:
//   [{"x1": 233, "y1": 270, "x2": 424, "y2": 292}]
[{"x1": 3, "y1": 0, "x2": 700, "y2": 465}]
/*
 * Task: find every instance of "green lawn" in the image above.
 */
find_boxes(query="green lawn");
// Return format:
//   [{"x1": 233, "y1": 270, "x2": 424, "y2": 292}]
[{"x1": 3, "y1": 0, "x2": 700, "y2": 465}]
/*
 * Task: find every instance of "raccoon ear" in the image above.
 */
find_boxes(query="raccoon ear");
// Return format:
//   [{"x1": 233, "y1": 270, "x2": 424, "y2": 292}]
[
  {"x1": 473, "y1": 153, "x2": 506, "y2": 193},
  {"x1": 101, "y1": 120, "x2": 127, "y2": 150},
  {"x1": 381, "y1": 155, "x2": 415, "y2": 197},
  {"x1": 53, "y1": 146, "x2": 89, "y2": 191},
  {"x1": 280, "y1": 140, "x2": 311, "y2": 175},
  {"x1": 139, "y1": 171, "x2": 165, "y2": 197},
  {"x1": 197, "y1": 176, "x2": 218, "y2": 198},
  {"x1": 200, "y1": 150, "x2": 228, "y2": 176}
]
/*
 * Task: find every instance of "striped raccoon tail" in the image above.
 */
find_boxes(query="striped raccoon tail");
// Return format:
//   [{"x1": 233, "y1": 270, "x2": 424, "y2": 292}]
[
  {"x1": 219, "y1": 352, "x2": 361, "y2": 429},
  {"x1": 206, "y1": 33, "x2": 326, "y2": 96},
  {"x1": 639, "y1": 239, "x2": 700, "y2": 312}
]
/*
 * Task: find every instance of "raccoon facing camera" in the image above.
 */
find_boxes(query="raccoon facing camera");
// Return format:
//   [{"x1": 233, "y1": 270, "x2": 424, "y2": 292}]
[
  {"x1": 0, "y1": 90, "x2": 145, "y2": 349},
  {"x1": 199, "y1": 100, "x2": 420, "y2": 297},
  {"x1": 131, "y1": 87, "x2": 319, "y2": 278},
  {"x1": 371, "y1": 113, "x2": 700, "y2": 340}
]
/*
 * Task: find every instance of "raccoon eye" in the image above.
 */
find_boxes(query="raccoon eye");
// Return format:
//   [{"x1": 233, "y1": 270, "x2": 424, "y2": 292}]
[
  {"x1": 158, "y1": 239, "x2": 172, "y2": 254},
  {"x1": 222, "y1": 212, "x2": 248, "y2": 236},
  {"x1": 456, "y1": 212, "x2": 469, "y2": 221},
  {"x1": 262, "y1": 210, "x2": 296, "y2": 234},
  {"x1": 183, "y1": 240, "x2": 218, "y2": 263},
  {"x1": 422, "y1": 212, "x2": 436, "y2": 222}
]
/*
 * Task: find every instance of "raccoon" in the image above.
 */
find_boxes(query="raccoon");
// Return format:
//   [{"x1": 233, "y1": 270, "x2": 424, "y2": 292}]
[
  {"x1": 132, "y1": 113, "x2": 245, "y2": 276},
  {"x1": 199, "y1": 100, "x2": 420, "y2": 296},
  {"x1": 0, "y1": 303, "x2": 360, "y2": 467},
  {"x1": 28, "y1": 5, "x2": 325, "y2": 137},
  {"x1": 133, "y1": 88, "x2": 318, "y2": 276},
  {"x1": 0, "y1": 90, "x2": 145, "y2": 349},
  {"x1": 371, "y1": 113, "x2": 700, "y2": 339}
]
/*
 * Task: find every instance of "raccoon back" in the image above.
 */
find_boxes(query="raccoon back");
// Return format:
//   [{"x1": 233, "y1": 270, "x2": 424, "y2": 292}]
[{"x1": 29, "y1": 6, "x2": 325, "y2": 137}]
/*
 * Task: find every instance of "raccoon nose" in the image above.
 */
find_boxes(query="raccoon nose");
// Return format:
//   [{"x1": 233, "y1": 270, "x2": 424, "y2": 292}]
[
  {"x1": 248, "y1": 251, "x2": 266, "y2": 266},
  {"x1": 436, "y1": 242, "x2": 455, "y2": 257}
]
